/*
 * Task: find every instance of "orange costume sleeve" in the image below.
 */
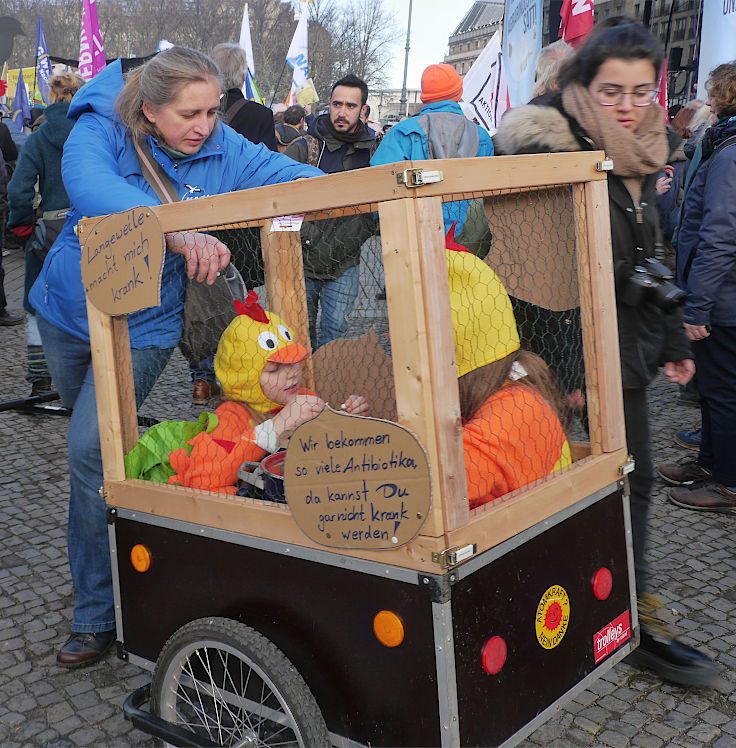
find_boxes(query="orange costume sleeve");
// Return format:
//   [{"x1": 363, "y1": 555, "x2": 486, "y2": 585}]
[
  {"x1": 168, "y1": 401, "x2": 269, "y2": 495},
  {"x1": 463, "y1": 383, "x2": 572, "y2": 509}
]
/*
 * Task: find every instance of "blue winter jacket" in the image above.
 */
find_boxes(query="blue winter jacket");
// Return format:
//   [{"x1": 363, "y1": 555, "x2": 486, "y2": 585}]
[
  {"x1": 29, "y1": 60, "x2": 321, "y2": 348},
  {"x1": 370, "y1": 100, "x2": 494, "y2": 233},
  {"x1": 676, "y1": 116, "x2": 736, "y2": 327}
]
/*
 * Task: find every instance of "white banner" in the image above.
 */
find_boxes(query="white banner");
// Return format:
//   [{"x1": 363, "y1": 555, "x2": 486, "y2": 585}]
[
  {"x1": 286, "y1": 9, "x2": 309, "y2": 106},
  {"x1": 697, "y1": 0, "x2": 736, "y2": 100},
  {"x1": 461, "y1": 30, "x2": 508, "y2": 135},
  {"x1": 239, "y1": 3, "x2": 256, "y2": 81},
  {"x1": 503, "y1": 0, "x2": 543, "y2": 107}
]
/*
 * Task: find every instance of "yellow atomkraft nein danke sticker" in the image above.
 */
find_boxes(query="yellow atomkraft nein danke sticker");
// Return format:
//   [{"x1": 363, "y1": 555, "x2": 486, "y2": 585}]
[{"x1": 535, "y1": 584, "x2": 571, "y2": 649}]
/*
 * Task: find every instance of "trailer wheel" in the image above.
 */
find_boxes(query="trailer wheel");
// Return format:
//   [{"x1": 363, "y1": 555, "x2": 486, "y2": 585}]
[{"x1": 150, "y1": 617, "x2": 329, "y2": 747}]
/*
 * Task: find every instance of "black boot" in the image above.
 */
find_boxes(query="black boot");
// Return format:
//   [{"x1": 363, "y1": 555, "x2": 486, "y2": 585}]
[{"x1": 626, "y1": 594, "x2": 719, "y2": 687}]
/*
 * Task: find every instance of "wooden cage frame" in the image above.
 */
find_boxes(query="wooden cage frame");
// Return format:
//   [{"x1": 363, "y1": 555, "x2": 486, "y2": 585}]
[{"x1": 78, "y1": 152, "x2": 627, "y2": 574}]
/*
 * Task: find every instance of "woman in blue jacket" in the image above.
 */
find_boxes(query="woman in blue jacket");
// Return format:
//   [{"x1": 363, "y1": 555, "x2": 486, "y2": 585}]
[
  {"x1": 29, "y1": 47, "x2": 321, "y2": 667},
  {"x1": 660, "y1": 61, "x2": 736, "y2": 513}
]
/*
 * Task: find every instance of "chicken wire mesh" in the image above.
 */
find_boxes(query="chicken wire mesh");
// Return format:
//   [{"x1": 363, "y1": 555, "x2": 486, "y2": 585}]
[{"x1": 117, "y1": 185, "x2": 590, "y2": 512}]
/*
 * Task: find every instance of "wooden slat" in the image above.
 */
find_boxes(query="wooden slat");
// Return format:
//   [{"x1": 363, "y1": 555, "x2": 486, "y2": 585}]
[
  {"x1": 77, "y1": 154, "x2": 608, "y2": 240},
  {"x1": 260, "y1": 222, "x2": 314, "y2": 389},
  {"x1": 378, "y1": 198, "x2": 459, "y2": 538},
  {"x1": 106, "y1": 479, "x2": 446, "y2": 573},
  {"x1": 87, "y1": 299, "x2": 137, "y2": 482},
  {"x1": 446, "y1": 448, "x2": 628, "y2": 555},
  {"x1": 573, "y1": 181, "x2": 626, "y2": 454}
]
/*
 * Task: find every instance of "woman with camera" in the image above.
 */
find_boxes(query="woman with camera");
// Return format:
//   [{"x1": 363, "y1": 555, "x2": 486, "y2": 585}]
[{"x1": 494, "y1": 22, "x2": 717, "y2": 687}]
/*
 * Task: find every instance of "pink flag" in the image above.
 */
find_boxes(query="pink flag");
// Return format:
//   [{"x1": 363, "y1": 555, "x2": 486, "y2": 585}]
[
  {"x1": 79, "y1": 0, "x2": 106, "y2": 80},
  {"x1": 657, "y1": 60, "x2": 669, "y2": 122}
]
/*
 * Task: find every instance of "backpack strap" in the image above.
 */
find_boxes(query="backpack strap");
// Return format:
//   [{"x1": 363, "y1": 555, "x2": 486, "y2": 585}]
[
  {"x1": 134, "y1": 140, "x2": 180, "y2": 204},
  {"x1": 222, "y1": 98, "x2": 248, "y2": 127},
  {"x1": 305, "y1": 134, "x2": 324, "y2": 168}
]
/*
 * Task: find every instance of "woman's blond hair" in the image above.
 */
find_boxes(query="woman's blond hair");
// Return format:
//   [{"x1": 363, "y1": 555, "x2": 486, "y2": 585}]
[
  {"x1": 115, "y1": 46, "x2": 223, "y2": 143},
  {"x1": 48, "y1": 73, "x2": 85, "y2": 104},
  {"x1": 532, "y1": 40, "x2": 574, "y2": 98}
]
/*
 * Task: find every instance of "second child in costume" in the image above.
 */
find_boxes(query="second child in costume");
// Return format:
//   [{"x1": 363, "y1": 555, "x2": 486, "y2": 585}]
[
  {"x1": 169, "y1": 292, "x2": 368, "y2": 494},
  {"x1": 448, "y1": 248, "x2": 572, "y2": 508}
]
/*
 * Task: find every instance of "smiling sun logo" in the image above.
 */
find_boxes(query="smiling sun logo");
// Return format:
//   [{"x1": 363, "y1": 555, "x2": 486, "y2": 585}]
[{"x1": 535, "y1": 585, "x2": 571, "y2": 649}]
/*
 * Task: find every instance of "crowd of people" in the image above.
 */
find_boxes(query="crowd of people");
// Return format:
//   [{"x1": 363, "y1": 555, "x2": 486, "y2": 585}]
[{"x1": 0, "y1": 20, "x2": 732, "y2": 697}]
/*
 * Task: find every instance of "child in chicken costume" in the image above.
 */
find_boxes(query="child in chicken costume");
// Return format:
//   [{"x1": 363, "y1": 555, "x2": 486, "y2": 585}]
[
  {"x1": 169, "y1": 292, "x2": 367, "y2": 494},
  {"x1": 449, "y1": 246, "x2": 572, "y2": 508}
]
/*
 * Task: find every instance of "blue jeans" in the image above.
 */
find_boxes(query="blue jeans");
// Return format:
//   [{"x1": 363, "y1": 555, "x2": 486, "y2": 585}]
[
  {"x1": 304, "y1": 265, "x2": 360, "y2": 349},
  {"x1": 38, "y1": 315, "x2": 172, "y2": 633}
]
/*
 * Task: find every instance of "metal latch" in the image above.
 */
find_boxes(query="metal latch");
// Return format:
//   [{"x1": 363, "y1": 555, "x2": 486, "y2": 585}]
[
  {"x1": 396, "y1": 168, "x2": 444, "y2": 187},
  {"x1": 432, "y1": 544, "x2": 476, "y2": 569},
  {"x1": 597, "y1": 158, "x2": 614, "y2": 172},
  {"x1": 619, "y1": 455, "x2": 636, "y2": 475}
]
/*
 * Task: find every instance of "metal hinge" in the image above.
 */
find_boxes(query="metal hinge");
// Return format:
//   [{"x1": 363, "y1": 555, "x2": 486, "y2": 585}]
[
  {"x1": 396, "y1": 167, "x2": 444, "y2": 187},
  {"x1": 597, "y1": 158, "x2": 614, "y2": 172},
  {"x1": 619, "y1": 455, "x2": 636, "y2": 475},
  {"x1": 431, "y1": 544, "x2": 476, "y2": 569}
]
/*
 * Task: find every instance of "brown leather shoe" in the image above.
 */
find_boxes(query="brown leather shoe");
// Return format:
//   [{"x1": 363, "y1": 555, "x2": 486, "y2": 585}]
[
  {"x1": 192, "y1": 379, "x2": 220, "y2": 405},
  {"x1": 657, "y1": 458, "x2": 711, "y2": 486},
  {"x1": 669, "y1": 484, "x2": 736, "y2": 514},
  {"x1": 57, "y1": 630, "x2": 116, "y2": 668}
]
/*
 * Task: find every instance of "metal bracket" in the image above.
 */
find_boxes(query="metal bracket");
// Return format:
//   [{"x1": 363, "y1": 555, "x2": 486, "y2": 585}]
[
  {"x1": 619, "y1": 455, "x2": 636, "y2": 476},
  {"x1": 431, "y1": 544, "x2": 476, "y2": 569},
  {"x1": 396, "y1": 167, "x2": 444, "y2": 188},
  {"x1": 597, "y1": 158, "x2": 614, "y2": 172}
]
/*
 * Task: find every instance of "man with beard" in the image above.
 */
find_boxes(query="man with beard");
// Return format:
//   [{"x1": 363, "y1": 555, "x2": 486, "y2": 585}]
[{"x1": 285, "y1": 74, "x2": 377, "y2": 348}]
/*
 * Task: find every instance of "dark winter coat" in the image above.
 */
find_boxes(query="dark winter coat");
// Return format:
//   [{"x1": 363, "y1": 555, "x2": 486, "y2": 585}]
[
  {"x1": 676, "y1": 116, "x2": 736, "y2": 327},
  {"x1": 285, "y1": 114, "x2": 377, "y2": 280},
  {"x1": 494, "y1": 92, "x2": 691, "y2": 390},
  {"x1": 7, "y1": 102, "x2": 73, "y2": 228},
  {"x1": 220, "y1": 88, "x2": 278, "y2": 152}
]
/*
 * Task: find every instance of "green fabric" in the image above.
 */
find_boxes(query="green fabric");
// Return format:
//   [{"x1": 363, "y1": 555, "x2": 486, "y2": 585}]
[{"x1": 124, "y1": 411, "x2": 218, "y2": 482}]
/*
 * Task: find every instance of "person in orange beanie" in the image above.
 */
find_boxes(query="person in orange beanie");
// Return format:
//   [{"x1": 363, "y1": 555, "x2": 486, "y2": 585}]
[
  {"x1": 168, "y1": 292, "x2": 368, "y2": 494},
  {"x1": 371, "y1": 63, "x2": 494, "y2": 237}
]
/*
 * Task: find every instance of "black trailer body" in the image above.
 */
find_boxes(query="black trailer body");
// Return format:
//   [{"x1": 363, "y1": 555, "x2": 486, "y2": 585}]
[{"x1": 110, "y1": 480, "x2": 636, "y2": 747}]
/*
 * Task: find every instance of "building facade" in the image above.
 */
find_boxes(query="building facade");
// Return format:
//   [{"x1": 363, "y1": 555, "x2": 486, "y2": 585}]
[{"x1": 444, "y1": 0, "x2": 505, "y2": 75}]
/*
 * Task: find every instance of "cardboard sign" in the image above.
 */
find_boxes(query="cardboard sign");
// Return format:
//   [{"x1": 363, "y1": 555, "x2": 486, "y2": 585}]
[
  {"x1": 81, "y1": 208, "x2": 165, "y2": 315},
  {"x1": 284, "y1": 408, "x2": 431, "y2": 550}
]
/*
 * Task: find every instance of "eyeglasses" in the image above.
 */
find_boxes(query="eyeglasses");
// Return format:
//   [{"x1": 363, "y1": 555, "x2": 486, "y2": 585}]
[{"x1": 593, "y1": 87, "x2": 659, "y2": 106}]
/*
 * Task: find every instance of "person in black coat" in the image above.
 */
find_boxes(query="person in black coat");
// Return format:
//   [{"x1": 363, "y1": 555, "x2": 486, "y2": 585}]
[
  {"x1": 211, "y1": 43, "x2": 277, "y2": 152},
  {"x1": 494, "y1": 22, "x2": 718, "y2": 687}
]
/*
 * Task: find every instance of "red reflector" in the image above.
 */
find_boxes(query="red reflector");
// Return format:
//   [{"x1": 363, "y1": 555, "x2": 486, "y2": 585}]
[
  {"x1": 592, "y1": 567, "x2": 613, "y2": 600},
  {"x1": 481, "y1": 636, "x2": 507, "y2": 675}
]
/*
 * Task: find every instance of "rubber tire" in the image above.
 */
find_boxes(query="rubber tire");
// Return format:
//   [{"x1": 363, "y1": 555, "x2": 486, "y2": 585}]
[{"x1": 150, "y1": 617, "x2": 330, "y2": 747}]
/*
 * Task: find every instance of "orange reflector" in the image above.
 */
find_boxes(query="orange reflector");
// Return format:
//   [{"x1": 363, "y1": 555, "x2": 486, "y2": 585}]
[
  {"x1": 592, "y1": 567, "x2": 613, "y2": 600},
  {"x1": 130, "y1": 544, "x2": 152, "y2": 573},
  {"x1": 373, "y1": 610, "x2": 405, "y2": 647},
  {"x1": 481, "y1": 636, "x2": 507, "y2": 675}
]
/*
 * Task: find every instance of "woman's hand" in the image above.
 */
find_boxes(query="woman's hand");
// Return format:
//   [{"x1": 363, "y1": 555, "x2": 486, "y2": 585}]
[
  {"x1": 342, "y1": 395, "x2": 369, "y2": 416},
  {"x1": 165, "y1": 231, "x2": 230, "y2": 285},
  {"x1": 656, "y1": 175, "x2": 672, "y2": 195},
  {"x1": 684, "y1": 323, "x2": 710, "y2": 341},
  {"x1": 271, "y1": 394, "x2": 326, "y2": 437},
  {"x1": 663, "y1": 359, "x2": 695, "y2": 385}
]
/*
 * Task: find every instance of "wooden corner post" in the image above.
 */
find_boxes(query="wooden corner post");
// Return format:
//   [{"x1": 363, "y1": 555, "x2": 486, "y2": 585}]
[{"x1": 378, "y1": 195, "x2": 469, "y2": 537}]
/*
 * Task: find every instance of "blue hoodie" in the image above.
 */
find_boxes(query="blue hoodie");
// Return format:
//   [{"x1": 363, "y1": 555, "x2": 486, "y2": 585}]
[{"x1": 29, "y1": 60, "x2": 321, "y2": 348}]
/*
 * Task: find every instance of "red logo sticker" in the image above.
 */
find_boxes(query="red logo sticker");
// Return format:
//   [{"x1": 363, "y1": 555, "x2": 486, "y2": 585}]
[{"x1": 593, "y1": 610, "x2": 631, "y2": 663}]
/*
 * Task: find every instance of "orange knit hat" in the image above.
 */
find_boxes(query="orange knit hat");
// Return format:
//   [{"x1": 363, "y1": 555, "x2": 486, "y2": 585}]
[{"x1": 420, "y1": 63, "x2": 463, "y2": 103}]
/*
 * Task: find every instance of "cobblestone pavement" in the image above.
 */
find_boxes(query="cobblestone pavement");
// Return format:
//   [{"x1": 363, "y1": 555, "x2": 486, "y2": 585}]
[{"x1": 0, "y1": 245, "x2": 734, "y2": 747}]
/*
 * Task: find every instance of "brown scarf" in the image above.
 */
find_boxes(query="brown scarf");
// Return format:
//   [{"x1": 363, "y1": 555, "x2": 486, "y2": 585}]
[{"x1": 562, "y1": 83, "x2": 668, "y2": 202}]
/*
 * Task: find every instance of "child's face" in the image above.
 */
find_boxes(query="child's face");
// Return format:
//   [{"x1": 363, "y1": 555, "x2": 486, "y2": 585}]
[{"x1": 260, "y1": 361, "x2": 302, "y2": 405}]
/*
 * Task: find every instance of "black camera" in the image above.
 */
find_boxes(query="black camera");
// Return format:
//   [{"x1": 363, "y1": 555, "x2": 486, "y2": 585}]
[{"x1": 629, "y1": 258, "x2": 685, "y2": 311}]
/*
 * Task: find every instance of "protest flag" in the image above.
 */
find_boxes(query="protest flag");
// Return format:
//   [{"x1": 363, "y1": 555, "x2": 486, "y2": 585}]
[
  {"x1": 239, "y1": 3, "x2": 263, "y2": 102},
  {"x1": 11, "y1": 69, "x2": 31, "y2": 128},
  {"x1": 286, "y1": 5, "x2": 309, "y2": 106},
  {"x1": 35, "y1": 15, "x2": 53, "y2": 104},
  {"x1": 559, "y1": 0, "x2": 594, "y2": 49},
  {"x1": 461, "y1": 30, "x2": 508, "y2": 135},
  {"x1": 79, "y1": 0, "x2": 106, "y2": 80}
]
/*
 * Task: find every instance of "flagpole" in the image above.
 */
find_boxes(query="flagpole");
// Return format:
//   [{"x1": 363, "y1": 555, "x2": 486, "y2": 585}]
[
  {"x1": 399, "y1": 0, "x2": 413, "y2": 118},
  {"x1": 270, "y1": 59, "x2": 289, "y2": 107}
]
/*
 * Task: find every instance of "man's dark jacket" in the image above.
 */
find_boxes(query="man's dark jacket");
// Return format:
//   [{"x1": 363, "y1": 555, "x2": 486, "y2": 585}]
[
  {"x1": 285, "y1": 114, "x2": 377, "y2": 280},
  {"x1": 221, "y1": 88, "x2": 278, "y2": 152}
]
